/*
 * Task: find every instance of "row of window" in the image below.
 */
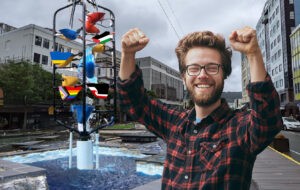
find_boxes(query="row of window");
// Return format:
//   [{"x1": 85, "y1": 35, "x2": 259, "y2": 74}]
[
  {"x1": 271, "y1": 49, "x2": 282, "y2": 62},
  {"x1": 258, "y1": 34, "x2": 280, "y2": 53},
  {"x1": 269, "y1": 6, "x2": 279, "y2": 24},
  {"x1": 35, "y1": 36, "x2": 49, "y2": 49},
  {"x1": 292, "y1": 55, "x2": 300, "y2": 72},
  {"x1": 270, "y1": 20, "x2": 280, "y2": 37},
  {"x1": 295, "y1": 82, "x2": 300, "y2": 94},
  {"x1": 35, "y1": 35, "x2": 73, "y2": 53},
  {"x1": 272, "y1": 64, "x2": 283, "y2": 76},
  {"x1": 291, "y1": 32, "x2": 300, "y2": 51},
  {"x1": 269, "y1": 0, "x2": 278, "y2": 10},
  {"x1": 136, "y1": 61, "x2": 181, "y2": 79},
  {"x1": 33, "y1": 53, "x2": 48, "y2": 65}
]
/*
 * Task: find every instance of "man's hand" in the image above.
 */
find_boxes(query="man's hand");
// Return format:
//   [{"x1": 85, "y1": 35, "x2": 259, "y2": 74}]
[
  {"x1": 229, "y1": 26, "x2": 260, "y2": 57},
  {"x1": 121, "y1": 28, "x2": 149, "y2": 54},
  {"x1": 229, "y1": 26, "x2": 266, "y2": 82},
  {"x1": 119, "y1": 28, "x2": 149, "y2": 80}
]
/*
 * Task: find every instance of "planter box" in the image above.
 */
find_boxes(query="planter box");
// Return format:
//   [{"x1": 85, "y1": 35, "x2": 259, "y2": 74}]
[{"x1": 272, "y1": 138, "x2": 290, "y2": 152}]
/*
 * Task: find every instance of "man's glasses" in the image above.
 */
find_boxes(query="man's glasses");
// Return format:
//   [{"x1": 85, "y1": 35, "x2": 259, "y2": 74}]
[{"x1": 185, "y1": 63, "x2": 222, "y2": 76}]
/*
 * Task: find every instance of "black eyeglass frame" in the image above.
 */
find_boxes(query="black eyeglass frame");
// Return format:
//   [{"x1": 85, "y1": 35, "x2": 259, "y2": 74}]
[{"x1": 185, "y1": 63, "x2": 223, "y2": 76}]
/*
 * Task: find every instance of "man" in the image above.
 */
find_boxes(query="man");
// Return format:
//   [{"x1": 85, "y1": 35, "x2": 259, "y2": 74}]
[{"x1": 117, "y1": 27, "x2": 282, "y2": 189}]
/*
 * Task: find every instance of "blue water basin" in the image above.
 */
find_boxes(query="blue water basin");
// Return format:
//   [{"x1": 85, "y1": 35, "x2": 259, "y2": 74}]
[{"x1": 3, "y1": 147, "x2": 162, "y2": 190}]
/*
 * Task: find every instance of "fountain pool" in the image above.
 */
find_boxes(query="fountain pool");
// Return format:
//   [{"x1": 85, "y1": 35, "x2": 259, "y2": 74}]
[{"x1": 3, "y1": 147, "x2": 162, "y2": 190}]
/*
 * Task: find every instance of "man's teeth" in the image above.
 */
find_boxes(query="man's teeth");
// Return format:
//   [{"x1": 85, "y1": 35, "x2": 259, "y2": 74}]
[{"x1": 196, "y1": 84, "x2": 210, "y2": 88}]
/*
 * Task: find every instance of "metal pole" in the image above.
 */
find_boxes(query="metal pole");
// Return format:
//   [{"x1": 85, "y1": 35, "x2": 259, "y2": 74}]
[
  {"x1": 111, "y1": 14, "x2": 117, "y2": 119},
  {"x1": 86, "y1": 0, "x2": 117, "y2": 120},
  {"x1": 53, "y1": 0, "x2": 80, "y2": 123},
  {"x1": 69, "y1": 131, "x2": 73, "y2": 168},
  {"x1": 82, "y1": 0, "x2": 87, "y2": 136},
  {"x1": 95, "y1": 132, "x2": 99, "y2": 169}
]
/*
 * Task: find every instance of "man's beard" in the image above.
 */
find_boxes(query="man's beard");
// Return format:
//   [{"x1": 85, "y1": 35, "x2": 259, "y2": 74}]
[{"x1": 187, "y1": 79, "x2": 224, "y2": 107}]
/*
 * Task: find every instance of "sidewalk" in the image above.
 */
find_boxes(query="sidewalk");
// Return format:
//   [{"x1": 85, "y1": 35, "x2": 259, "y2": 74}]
[
  {"x1": 252, "y1": 147, "x2": 300, "y2": 190},
  {"x1": 134, "y1": 147, "x2": 300, "y2": 190}
]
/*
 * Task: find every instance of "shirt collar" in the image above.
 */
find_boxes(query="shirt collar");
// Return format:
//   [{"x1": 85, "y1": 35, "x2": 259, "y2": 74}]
[{"x1": 187, "y1": 98, "x2": 231, "y2": 124}]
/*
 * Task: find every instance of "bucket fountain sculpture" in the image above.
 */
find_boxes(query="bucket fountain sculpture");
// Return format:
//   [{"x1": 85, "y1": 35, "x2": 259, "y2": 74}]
[{"x1": 52, "y1": 0, "x2": 117, "y2": 170}]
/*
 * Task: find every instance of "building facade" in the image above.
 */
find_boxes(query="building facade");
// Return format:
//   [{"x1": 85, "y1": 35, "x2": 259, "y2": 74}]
[
  {"x1": 241, "y1": 53, "x2": 250, "y2": 104},
  {"x1": 0, "y1": 24, "x2": 83, "y2": 76},
  {"x1": 256, "y1": 0, "x2": 299, "y2": 106},
  {"x1": 136, "y1": 56, "x2": 184, "y2": 105},
  {"x1": 94, "y1": 49, "x2": 121, "y2": 86},
  {"x1": 0, "y1": 23, "x2": 121, "y2": 82},
  {"x1": 290, "y1": 24, "x2": 300, "y2": 101}
]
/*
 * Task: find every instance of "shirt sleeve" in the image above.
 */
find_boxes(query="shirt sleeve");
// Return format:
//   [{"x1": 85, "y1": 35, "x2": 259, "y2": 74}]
[
  {"x1": 236, "y1": 73, "x2": 283, "y2": 155},
  {"x1": 117, "y1": 65, "x2": 182, "y2": 142}
]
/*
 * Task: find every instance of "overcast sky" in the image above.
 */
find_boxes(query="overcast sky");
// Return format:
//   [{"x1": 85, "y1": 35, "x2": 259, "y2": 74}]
[{"x1": 0, "y1": 0, "x2": 267, "y2": 92}]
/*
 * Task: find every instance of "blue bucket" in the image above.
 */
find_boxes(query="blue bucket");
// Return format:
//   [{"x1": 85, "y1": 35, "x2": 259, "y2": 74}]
[{"x1": 71, "y1": 105, "x2": 94, "y2": 123}]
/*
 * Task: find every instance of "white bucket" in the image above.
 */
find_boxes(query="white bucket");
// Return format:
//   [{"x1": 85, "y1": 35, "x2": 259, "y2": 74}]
[{"x1": 77, "y1": 140, "x2": 93, "y2": 170}]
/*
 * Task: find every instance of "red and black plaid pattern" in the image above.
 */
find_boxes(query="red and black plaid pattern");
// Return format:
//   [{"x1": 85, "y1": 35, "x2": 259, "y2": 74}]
[{"x1": 117, "y1": 66, "x2": 282, "y2": 190}]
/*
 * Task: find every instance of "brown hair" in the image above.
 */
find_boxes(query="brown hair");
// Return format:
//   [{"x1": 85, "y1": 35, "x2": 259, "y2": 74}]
[{"x1": 175, "y1": 31, "x2": 232, "y2": 79}]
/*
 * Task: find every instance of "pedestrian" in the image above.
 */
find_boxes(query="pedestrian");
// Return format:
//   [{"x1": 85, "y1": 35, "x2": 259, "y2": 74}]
[{"x1": 117, "y1": 27, "x2": 283, "y2": 189}]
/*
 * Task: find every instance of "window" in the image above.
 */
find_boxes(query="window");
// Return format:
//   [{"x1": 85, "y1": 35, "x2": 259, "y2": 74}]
[
  {"x1": 277, "y1": 35, "x2": 281, "y2": 43},
  {"x1": 35, "y1": 36, "x2": 42, "y2": 46},
  {"x1": 280, "y1": 80, "x2": 283, "y2": 87},
  {"x1": 278, "y1": 49, "x2": 281, "y2": 57},
  {"x1": 276, "y1": 20, "x2": 279, "y2": 29},
  {"x1": 279, "y1": 64, "x2": 282, "y2": 72},
  {"x1": 289, "y1": 0, "x2": 293, "y2": 4},
  {"x1": 275, "y1": 67, "x2": 278, "y2": 74},
  {"x1": 42, "y1": 55, "x2": 48, "y2": 65},
  {"x1": 272, "y1": 69, "x2": 274, "y2": 76},
  {"x1": 271, "y1": 42, "x2": 273, "y2": 49},
  {"x1": 43, "y1": 39, "x2": 49, "y2": 49},
  {"x1": 290, "y1": 11, "x2": 295, "y2": 19},
  {"x1": 276, "y1": 6, "x2": 279, "y2": 15},
  {"x1": 34, "y1": 53, "x2": 40, "y2": 63}
]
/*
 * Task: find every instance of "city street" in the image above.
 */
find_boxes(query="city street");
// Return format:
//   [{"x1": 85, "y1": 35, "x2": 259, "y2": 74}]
[{"x1": 280, "y1": 130, "x2": 300, "y2": 163}]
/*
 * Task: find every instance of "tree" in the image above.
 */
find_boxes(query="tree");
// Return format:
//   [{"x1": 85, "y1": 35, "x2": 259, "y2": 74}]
[
  {"x1": 0, "y1": 61, "x2": 61, "y2": 105},
  {"x1": 146, "y1": 89, "x2": 158, "y2": 98}
]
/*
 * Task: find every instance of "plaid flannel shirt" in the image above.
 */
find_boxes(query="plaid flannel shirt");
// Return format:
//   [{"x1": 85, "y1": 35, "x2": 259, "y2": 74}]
[{"x1": 117, "y1": 65, "x2": 282, "y2": 190}]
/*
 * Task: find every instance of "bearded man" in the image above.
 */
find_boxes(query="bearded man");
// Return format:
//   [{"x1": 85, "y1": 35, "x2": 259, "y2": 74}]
[{"x1": 117, "y1": 26, "x2": 283, "y2": 190}]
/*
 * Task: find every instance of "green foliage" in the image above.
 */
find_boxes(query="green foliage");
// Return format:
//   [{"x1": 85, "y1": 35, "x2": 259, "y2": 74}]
[
  {"x1": 105, "y1": 124, "x2": 134, "y2": 129},
  {"x1": 186, "y1": 99, "x2": 194, "y2": 109},
  {"x1": 0, "y1": 61, "x2": 61, "y2": 104},
  {"x1": 146, "y1": 89, "x2": 158, "y2": 98}
]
